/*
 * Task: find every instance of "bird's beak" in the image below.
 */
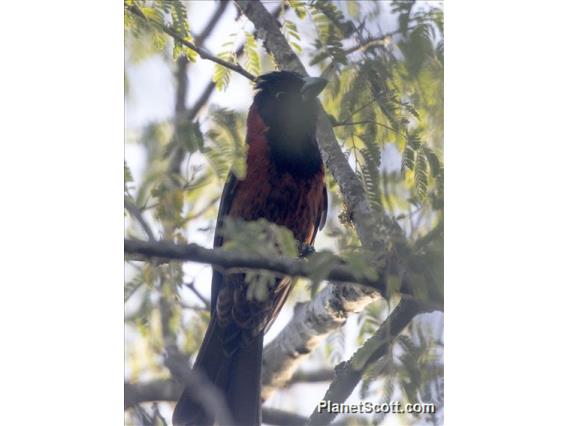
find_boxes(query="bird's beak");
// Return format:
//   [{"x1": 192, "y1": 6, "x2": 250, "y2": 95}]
[{"x1": 301, "y1": 76, "x2": 328, "y2": 100}]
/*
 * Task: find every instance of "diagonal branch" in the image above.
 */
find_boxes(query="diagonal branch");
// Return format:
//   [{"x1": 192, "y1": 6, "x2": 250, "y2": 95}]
[
  {"x1": 126, "y1": 4, "x2": 255, "y2": 81},
  {"x1": 261, "y1": 282, "x2": 381, "y2": 401},
  {"x1": 307, "y1": 297, "x2": 423, "y2": 425},
  {"x1": 125, "y1": 198, "x2": 156, "y2": 242}
]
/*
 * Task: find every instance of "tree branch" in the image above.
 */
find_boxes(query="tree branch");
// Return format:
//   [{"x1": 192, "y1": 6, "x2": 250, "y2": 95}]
[
  {"x1": 261, "y1": 282, "x2": 381, "y2": 401},
  {"x1": 125, "y1": 379, "x2": 183, "y2": 409},
  {"x1": 124, "y1": 379, "x2": 364, "y2": 426},
  {"x1": 125, "y1": 238, "x2": 393, "y2": 295},
  {"x1": 126, "y1": 4, "x2": 255, "y2": 81},
  {"x1": 311, "y1": 26, "x2": 420, "y2": 65},
  {"x1": 306, "y1": 298, "x2": 423, "y2": 425},
  {"x1": 288, "y1": 368, "x2": 335, "y2": 385},
  {"x1": 183, "y1": 281, "x2": 211, "y2": 310},
  {"x1": 333, "y1": 119, "x2": 401, "y2": 136},
  {"x1": 124, "y1": 379, "x2": 307, "y2": 425},
  {"x1": 125, "y1": 198, "x2": 156, "y2": 242}
]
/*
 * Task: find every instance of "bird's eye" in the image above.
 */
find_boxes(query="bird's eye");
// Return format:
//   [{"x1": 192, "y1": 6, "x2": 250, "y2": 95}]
[{"x1": 275, "y1": 91, "x2": 286, "y2": 101}]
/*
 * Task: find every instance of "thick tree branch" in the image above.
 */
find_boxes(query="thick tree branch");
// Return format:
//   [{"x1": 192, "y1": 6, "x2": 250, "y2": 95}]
[
  {"x1": 124, "y1": 379, "x2": 306, "y2": 425},
  {"x1": 124, "y1": 379, "x2": 363, "y2": 426},
  {"x1": 261, "y1": 284, "x2": 380, "y2": 401},
  {"x1": 125, "y1": 379, "x2": 183, "y2": 409},
  {"x1": 126, "y1": 4, "x2": 255, "y2": 81},
  {"x1": 307, "y1": 298, "x2": 423, "y2": 425},
  {"x1": 125, "y1": 238, "x2": 392, "y2": 295},
  {"x1": 288, "y1": 368, "x2": 335, "y2": 384}
]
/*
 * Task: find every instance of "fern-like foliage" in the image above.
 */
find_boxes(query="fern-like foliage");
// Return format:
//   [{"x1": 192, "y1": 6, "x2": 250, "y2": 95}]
[
  {"x1": 287, "y1": 0, "x2": 307, "y2": 19},
  {"x1": 205, "y1": 107, "x2": 247, "y2": 180},
  {"x1": 282, "y1": 19, "x2": 303, "y2": 54},
  {"x1": 391, "y1": 0, "x2": 416, "y2": 35},
  {"x1": 243, "y1": 32, "x2": 261, "y2": 76},
  {"x1": 308, "y1": 1, "x2": 350, "y2": 66},
  {"x1": 156, "y1": 0, "x2": 197, "y2": 62},
  {"x1": 213, "y1": 33, "x2": 237, "y2": 91}
]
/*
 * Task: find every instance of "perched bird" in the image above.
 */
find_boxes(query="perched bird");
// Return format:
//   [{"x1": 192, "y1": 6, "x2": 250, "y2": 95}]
[{"x1": 173, "y1": 71, "x2": 328, "y2": 426}]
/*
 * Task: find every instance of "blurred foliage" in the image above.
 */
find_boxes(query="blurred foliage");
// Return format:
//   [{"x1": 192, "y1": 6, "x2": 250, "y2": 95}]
[{"x1": 125, "y1": 1, "x2": 443, "y2": 425}]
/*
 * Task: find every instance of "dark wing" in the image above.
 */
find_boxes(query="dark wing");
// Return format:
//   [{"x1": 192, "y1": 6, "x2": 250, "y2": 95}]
[
  {"x1": 311, "y1": 184, "x2": 327, "y2": 245},
  {"x1": 264, "y1": 183, "x2": 327, "y2": 332},
  {"x1": 211, "y1": 172, "x2": 239, "y2": 314}
]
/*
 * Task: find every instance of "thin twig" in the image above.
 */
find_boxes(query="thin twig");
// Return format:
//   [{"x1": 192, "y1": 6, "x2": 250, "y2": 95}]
[
  {"x1": 333, "y1": 119, "x2": 401, "y2": 136},
  {"x1": 126, "y1": 4, "x2": 255, "y2": 81},
  {"x1": 414, "y1": 219, "x2": 443, "y2": 251},
  {"x1": 180, "y1": 302, "x2": 208, "y2": 312},
  {"x1": 183, "y1": 281, "x2": 211, "y2": 310},
  {"x1": 350, "y1": 99, "x2": 377, "y2": 117},
  {"x1": 125, "y1": 198, "x2": 156, "y2": 242},
  {"x1": 182, "y1": 196, "x2": 220, "y2": 224}
]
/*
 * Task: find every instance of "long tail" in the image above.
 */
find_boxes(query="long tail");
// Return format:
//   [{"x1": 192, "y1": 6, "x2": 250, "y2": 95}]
[{"x1": 172, "y1": 317, "x2": 263, "y2": 426}]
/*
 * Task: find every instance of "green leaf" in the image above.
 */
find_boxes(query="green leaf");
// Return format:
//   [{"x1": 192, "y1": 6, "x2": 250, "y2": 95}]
[
  {"x1": 244, "y1": 32, "x2": 260, "y2": 76},
  {"x1": 212, "y1": 34, "x2": 237, "y2": 91},
  {"x1": 415, "y1": 148, "x2": 429, "y2": 200},
  {"x1": 124, "y1": 161, "x2": 134, "y2": 195},
  {"x1": 347, "y1": 0, "x2": 360, "y2": 18},
  {"x1": 213, "y1": 63, "x2": 231, "y2": 91},
  {"x1": 282, "y1": 20, "x2": 303, "y2": 54},
  {"x1": 288, "y1": 0, "x2": 307, "y2": 19}
]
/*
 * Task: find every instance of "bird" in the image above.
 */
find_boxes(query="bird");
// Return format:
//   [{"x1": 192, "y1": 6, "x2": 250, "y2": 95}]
[{"x1": 172, "y1": 71, "x2": 328, "y2": 426}]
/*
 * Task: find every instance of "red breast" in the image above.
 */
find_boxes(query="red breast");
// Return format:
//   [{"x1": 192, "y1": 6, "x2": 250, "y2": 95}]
[{"x1": 228, "y1": 104, "x2": 325, "y2": 244}]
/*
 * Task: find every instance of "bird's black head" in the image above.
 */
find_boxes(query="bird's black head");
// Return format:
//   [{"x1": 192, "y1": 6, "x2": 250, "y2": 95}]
[{"x1": 253, "y1": 71, "x2": 327, "y2": 177}]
